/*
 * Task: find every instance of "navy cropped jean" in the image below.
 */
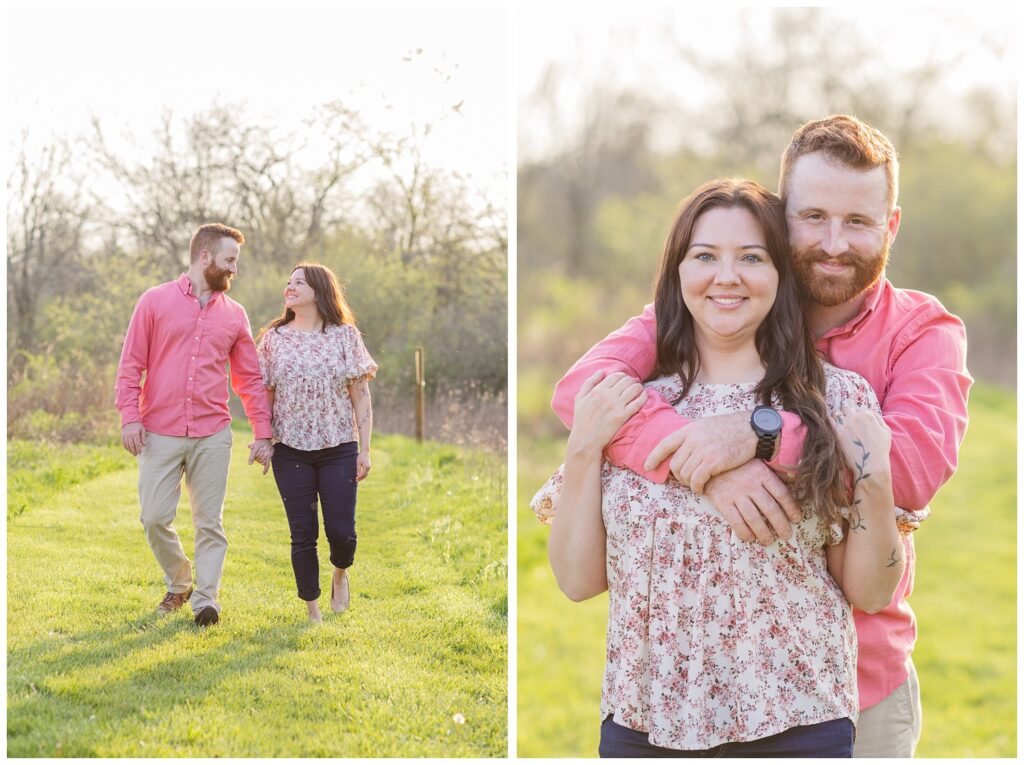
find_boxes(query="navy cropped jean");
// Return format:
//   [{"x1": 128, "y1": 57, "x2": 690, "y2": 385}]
[
  {"x1": 270, "y1": 440, "x2": 359, "y2": 601},
  {"x1": 598, "y1": 715, "x2": 854, "y2": 758}
]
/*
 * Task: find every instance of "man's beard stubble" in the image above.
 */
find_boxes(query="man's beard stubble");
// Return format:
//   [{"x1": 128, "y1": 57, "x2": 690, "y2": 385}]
[
  {"x1": 204, "y1": 262, "x2": 234, "y2": 293},
  {"x1": 792, "y1": 238, "x2": 890, "y2": 308}
]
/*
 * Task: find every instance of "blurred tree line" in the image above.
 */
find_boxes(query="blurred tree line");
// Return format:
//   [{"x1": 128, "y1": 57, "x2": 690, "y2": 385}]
[
  {"x1": 518, "y1": 9, "x2": 1014, "y2": 437},
  {"x1": 8, "y1": 101, "x2": 507, "y2": 445}
]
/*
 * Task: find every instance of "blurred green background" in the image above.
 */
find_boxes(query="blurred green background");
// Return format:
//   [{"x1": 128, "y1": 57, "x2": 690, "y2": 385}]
[{"x1": 516, "y1": 7, "x2": 1015, "y2": 757}]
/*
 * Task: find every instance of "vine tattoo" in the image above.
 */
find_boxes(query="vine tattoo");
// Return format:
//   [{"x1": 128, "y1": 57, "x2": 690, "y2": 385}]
[
  {"x1": 848, "y1": 437, "x2": 871, "y2": 532},
  {"x1": 886, "y1": 545, "x2": 901, "y2": 568}
]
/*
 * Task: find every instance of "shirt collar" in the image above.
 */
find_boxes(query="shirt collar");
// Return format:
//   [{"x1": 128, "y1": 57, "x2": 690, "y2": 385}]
[
  {"x1": 820, "y1": 275, "x2": 888, "y2": 339},
  {"x1": 176, "y1": 272, "x2": 223, "y2": 304}
]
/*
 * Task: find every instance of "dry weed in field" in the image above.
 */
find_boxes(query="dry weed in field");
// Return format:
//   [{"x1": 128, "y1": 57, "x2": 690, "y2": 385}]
[{"x1": 373, "y1": 385, "x2": 507, "y2": 453}]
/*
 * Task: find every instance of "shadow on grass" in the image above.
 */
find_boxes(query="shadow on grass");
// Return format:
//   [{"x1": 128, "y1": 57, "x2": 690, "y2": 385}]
[{"x1": 7, "y1": 610, "x2": 320, "y2": 757}]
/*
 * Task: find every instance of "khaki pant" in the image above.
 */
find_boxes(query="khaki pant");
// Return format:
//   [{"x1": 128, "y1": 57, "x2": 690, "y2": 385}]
[
  {"x1": 137, "y1": 426, "x2": 233, "y2": 613},
  {"x1": 854, "y1": 660, "x2": 923, "y2": 757}
]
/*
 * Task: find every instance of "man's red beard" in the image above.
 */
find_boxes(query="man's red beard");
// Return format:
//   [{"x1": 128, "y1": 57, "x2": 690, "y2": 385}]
[
  {"x1": 204, "y1": 262, "x2": 234, "y2": 292},
  {"x1": 792, "y1": 238, "x2": 890, "y2": 307}
]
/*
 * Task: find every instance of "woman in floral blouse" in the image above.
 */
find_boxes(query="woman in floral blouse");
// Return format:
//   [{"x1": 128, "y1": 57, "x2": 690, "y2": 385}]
[
  {"x1": 257, "y1": 263, "x2": 376, "y2": 623},
  {"x1": 532, "y1": 180, "x2": 924, "y2": 756}
]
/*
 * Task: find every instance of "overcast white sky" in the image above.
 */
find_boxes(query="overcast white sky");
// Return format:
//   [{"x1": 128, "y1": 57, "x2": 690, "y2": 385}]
[
  {"x1": 516, "y1": 6, "x2": 1017, "y2": 160},
  {"x1": 7, "y1": 5, "x2": 509, "y2": 200}
]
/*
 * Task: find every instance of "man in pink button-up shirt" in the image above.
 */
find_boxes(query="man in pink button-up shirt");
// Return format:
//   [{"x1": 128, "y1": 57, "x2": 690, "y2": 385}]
[
  {"x1": 115, "y1": 223, "x2": 274, "y2": 627},
  {"x1": 551, "y1": 116, "x2": 971, "y2": 756}
]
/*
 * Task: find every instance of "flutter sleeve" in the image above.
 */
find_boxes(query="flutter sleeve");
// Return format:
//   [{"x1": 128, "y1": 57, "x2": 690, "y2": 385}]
[
  {"x1": 340, "y1": 324, "x2": 378, "y2": 384},
  {"x1": 256, "y1": 330, "x2": 274, "y2": 389},
  {"x1": 824, "y1": 365, "x2": 930, "y2": 538},
  {"x1": 530, "y1": 465, "x2": 566, "y2": 526}
]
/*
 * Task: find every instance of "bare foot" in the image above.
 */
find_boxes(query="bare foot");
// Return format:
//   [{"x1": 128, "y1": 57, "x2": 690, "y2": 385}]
[{"x1": 331, "y1": 568, "x2": 350, "y2": 613}]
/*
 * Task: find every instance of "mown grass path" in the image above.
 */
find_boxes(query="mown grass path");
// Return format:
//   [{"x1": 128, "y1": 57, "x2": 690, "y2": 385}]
[
  {"x1": 8, "y1": 431, "x2": 507, "y2": 757},
  {"x1": 517, "y1": 383, "x2": 1015, "y2": 757}
]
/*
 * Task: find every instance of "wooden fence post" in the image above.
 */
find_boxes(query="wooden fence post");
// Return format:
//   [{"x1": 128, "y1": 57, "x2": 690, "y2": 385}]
[{"x1": 414, "y1": 347, "x2": 425, "y2": 442}]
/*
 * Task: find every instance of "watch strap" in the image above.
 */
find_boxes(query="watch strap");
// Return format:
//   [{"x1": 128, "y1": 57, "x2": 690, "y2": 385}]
[{"x1": 754, "y1": 432, "x2": 777, "y2": 460}]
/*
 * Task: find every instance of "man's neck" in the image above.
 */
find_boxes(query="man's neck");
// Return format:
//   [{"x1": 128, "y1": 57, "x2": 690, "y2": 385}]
[
  {"x1": 807, "y1": 293, "x2": 868, "y2": 339},
  {"x1": 186, "y1": 266, "x2": 214, "y2": 305}
]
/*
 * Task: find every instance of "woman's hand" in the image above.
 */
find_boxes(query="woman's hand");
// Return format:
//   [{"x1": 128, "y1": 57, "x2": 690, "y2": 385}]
[
  {"x1": 356, "y1": 452, "x2": 371, "y2": 481},
  {"x1": 832, "y1": 406, "x2": 891, "y2": 476},
  {"x1": 566, "y1": 371, "x2": 647, "y2": 459}
]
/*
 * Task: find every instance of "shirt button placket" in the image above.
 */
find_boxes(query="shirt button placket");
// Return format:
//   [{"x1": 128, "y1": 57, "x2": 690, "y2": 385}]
[{"x1": 187, "y1": 304, "x2": 202, "y2": 435}]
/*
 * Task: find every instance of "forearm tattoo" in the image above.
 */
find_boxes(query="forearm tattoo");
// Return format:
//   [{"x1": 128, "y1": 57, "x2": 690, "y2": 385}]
[
  {"x1": 848, "y1": 437, "x2": 871, "y2": 533},
  {"x1": 886, "y1": 545, "x2": 901, "y2": 568},
  {"x1": 353, "y1": 380, "x2": 373, "y2": 442}
]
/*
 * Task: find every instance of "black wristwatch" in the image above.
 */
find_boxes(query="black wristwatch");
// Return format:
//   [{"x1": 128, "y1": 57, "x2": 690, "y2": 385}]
[{"x1": 750, "y1": 406, "x2": 783, "y2": 460}]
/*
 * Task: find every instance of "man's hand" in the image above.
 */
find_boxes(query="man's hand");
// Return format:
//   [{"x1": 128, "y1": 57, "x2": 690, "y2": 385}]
[
  {"x1": 644, "y1": 411, "x2": 757, "y2": 492},
  {"x1": 704, "y1": 460, "x2": 802, "y2": 545},
  {"x1": 121, "y1": 422, "x2": 147, "y2": 457},
  {"x1": 248, "y1": 438, "x2": 274, "y2": 475}
]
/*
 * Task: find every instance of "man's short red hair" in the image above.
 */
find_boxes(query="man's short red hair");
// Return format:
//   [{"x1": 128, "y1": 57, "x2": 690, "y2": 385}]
[{"x1": 189, "y1": 223, "x2": 244, "y2": 262}]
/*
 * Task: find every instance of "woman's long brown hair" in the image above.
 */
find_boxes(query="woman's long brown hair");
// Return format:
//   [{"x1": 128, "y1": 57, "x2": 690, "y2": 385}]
[
  {"x1": 651, "y1": 179, "x2": 848, "y2": 522},
  {"x1": 259, "y1": 262, "x2": 356, "y2": 339}
]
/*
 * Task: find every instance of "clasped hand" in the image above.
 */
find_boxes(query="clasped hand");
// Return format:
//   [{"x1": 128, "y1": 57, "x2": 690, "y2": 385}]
[
  {"x1": 642, "y1": 409, "x2": 803, "y2": 544},
  {"x1": 643, "y1": 411, "x2": 759, "y2": 493},
  {"x1": 248, "y1": 438, "x2": 274, "y2": 475}
]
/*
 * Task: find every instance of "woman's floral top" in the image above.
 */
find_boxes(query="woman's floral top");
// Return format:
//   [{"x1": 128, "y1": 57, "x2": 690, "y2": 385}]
[
  {"x1": 256, "y1": 323, "x2": 377, "y2": 451},
  {"x1": 531, "y1": 364, "x2": 928, "y2": 750}
]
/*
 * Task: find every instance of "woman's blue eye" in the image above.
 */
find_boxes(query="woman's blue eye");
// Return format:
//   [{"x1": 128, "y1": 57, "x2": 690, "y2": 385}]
[{"x1": 694, "y1": 252, "x2": 715, "y2": 262}]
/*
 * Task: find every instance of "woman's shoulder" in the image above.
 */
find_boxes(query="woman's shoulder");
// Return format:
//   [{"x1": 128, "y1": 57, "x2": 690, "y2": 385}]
[
  {"x1": 644, "y1": 374, "x2": 684, "y2": 402},
  {"x1": 326, "y1": 322, "x2": 361, "y2": 338},
  {"x1": 823, "y1": 363, "x2": 879, "y2": 411}
]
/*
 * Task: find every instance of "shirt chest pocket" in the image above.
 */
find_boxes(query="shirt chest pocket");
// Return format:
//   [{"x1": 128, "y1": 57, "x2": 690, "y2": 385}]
[{"x1": 199, "y1": 315, "x2": 237, "y2": 358}]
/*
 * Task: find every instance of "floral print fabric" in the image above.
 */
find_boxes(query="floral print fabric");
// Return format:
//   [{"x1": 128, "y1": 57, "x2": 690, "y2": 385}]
[
  {"x1": 531, "y1": 364, "x2": 927, "y2": 750},
  {"x1": 256, "y1": 323, "x2": 377, "y2": 450}
]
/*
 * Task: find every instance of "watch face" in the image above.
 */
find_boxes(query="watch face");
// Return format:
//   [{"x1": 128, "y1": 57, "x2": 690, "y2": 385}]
[{"x1": 752, "y1": 407, "x2": 782, "y2": 432}]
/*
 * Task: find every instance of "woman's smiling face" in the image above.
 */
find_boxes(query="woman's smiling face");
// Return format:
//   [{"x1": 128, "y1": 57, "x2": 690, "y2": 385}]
[
  {"x1": 678, "y1": 205, "x2": 779, "y2": 348},
  {"x1": 284, "y1": 268, "x2": 317, "y2": 311}
]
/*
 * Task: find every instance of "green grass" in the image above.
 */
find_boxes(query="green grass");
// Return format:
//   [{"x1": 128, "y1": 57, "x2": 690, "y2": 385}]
[
  {"x1": 6, "y1": 439, "x2": 125, "y2": 521},
  {"x1": 516, "y1": 383, "x2": 1016, "y2": 757},
  {"x1": 8, "y1": 430, "x2": 507, "y2": 757}
]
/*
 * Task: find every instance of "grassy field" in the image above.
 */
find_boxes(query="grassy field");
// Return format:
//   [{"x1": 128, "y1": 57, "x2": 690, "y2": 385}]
[
  {"x1": 8, "y1": 429, "x2": 507, "y2": 757},
  {"x1": 517, "y1": 382, "x2": 1016, "y2": 757}
]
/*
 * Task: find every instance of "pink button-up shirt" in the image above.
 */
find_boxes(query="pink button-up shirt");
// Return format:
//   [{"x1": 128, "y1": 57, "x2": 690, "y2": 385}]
[
  {"x1": 115, "y1": 274, "x2": 272, "y2": 440},
  {"x1": 551, "y1": 277, "x2": 972, "y2": 709}
]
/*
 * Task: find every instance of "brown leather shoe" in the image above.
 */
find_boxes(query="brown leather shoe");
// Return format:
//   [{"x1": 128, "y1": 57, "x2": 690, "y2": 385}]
[
  {"x1": 157, "y1": 586, "x2": 193, "y2": 613},
  {"x1": 330, "y1": 569, "x2": 350, "y2": 613}
]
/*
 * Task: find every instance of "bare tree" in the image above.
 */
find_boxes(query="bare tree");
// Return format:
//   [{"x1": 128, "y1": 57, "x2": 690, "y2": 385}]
[
  {"x1": 89, "y1": 102, "x2": 381, "y2": 271},
  {"x1": 663, "y1": 8, "x2": 980, "y2": 177},
  {"x1": 521, "y1": 63, "x2": 659, "y2": 276},
  {"x1": 7, "y1": 133, "x2": 91, "y2": 366}
]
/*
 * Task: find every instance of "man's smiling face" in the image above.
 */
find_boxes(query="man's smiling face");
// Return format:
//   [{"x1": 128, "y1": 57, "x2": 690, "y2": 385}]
[{"x1": 784, "y1": 151, "x2": 900, "y2": 308}]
